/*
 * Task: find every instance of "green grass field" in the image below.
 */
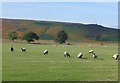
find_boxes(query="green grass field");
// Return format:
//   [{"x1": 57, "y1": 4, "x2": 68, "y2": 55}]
[{"x1": 2, "y1": 42, "x2": 118, "y2": 81}]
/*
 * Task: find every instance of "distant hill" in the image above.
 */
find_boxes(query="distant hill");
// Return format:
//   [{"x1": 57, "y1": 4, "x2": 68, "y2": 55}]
[{"x1": 2, "y1": 18, "x2": 119, "y2": 42}]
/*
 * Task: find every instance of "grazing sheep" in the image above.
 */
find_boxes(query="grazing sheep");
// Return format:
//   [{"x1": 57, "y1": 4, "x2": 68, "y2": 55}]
[
  {"x1": 113, "y1": 54, "x2": 119, "y2": 60},
  {"x1": 104, "y1": 45, "x2": 107, "y2": 47},
  {"x1": 21, "y1": 48, "x2": 26, "y2": 52},
  {"x1": 52, "y1": 45, "x2": 57, "y2": 47},
  {"x1": 64, "y1": 51, "x2": 70, "y2": 57},
  {"x1": 89, "y1": 50, "x2": 98, "y2": 58},
  {"x1": 88, "y1": 45, "x2": 92, "y2": 47},
  {"x1": 77, "y1": 53, "x2": 83, "y2": 58},
  {"x1": 10, "y1": 47, "x2": 14, "y2": 51},
  {"x1": 89, "y1": 50, "x2": 94, "y2": 53},
  {"x1": 44, "y1": 50, "x2": 48, "y2": 55},
  {"x1": 93, "y1": 53, "x2": 97, "y2": 58}
]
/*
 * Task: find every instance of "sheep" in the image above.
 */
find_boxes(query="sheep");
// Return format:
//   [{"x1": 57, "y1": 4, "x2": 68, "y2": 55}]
[
  {"x1": 113, "y1": 54, "x2": 119, "y2": 60},
  {"x1": 52, "y1": 45, "x2": 57, "y2": 47},
  {"x1": 77, "y1": 53, "x2": 83, "y2": 58},
  {"x1": 44, "y1": 50, "x2": 48, "y2": 55},
  {"x1": 89, "y1": 50, "x2": 94, "y2": 53},
  {"x1": 64, "y1": 51, "x2": 70, "y2": 57},
  {"x1": 10, "y1": 47, "x2": 14, "y2": 51},
  {"x1": 88, "y1": 45, "x2": 92, "y2": 47},
  {"x1": 93, "y1": 53, "x2": 97, "y2": 58},
  {"x1": 21, "y1": 48, "x2": 26, "y2": 52},
  {"x1": 89, "y1": 50, "x2": 98, "y2": 58},
  {"x1": 104, "y1": 45, "x2": 107, "y2": 48}
]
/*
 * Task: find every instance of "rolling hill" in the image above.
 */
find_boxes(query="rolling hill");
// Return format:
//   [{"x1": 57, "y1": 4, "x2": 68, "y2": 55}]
[{"x1": 2, "y1": 18, "x2": 119, "y2": 42}]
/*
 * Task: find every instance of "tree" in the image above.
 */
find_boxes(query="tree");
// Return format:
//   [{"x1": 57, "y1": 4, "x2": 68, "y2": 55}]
[
  {"x1": 22, "y1": 31, "x2": 39, "y2": 43},
  {"x1": 8, "y1": 31, "x2": 18, "y2": 42},
  {"x1": 55, "y1": 30, "x2": 68, "y2": 44}
]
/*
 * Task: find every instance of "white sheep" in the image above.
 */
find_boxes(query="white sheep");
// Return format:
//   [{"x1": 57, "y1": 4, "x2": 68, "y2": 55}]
[
  {"x1": 64, "y1": 51, "x2": 70, "y2": 57},
  {"x1": 77, "y1": 53, "x2": 83, "y2": 58},
  {"x1": 52, "y1": 45, "x2": 57, "y2": 47},
  {"x1": 89, "y1": 50, "x2": 98, "y2": 58},
  {"x1": 104, "y1": 46, "x2": 107, "y2": 47},
  {"x1": 88, "y1": 45, "x2": 92, "y2": 47},
  {"x1": 93, "y1": 53, "x2": 97, "y2": 58},
  {"x1": 113, "y1": 54, "x2": 119, "y2": 60},
  {"x1": 89, "y1": 50, "x2": 94, "y2": 53},
  {"x1": 44, "y1": 50, "x2": 48, "y2": 55},
  {"x1": 21, "y1": 48, "x2": 26, "y2": 52}
]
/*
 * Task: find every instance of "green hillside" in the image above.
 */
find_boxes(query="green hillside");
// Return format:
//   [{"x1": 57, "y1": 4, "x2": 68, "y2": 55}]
[{"x1": 2, "y1": 18, "x2": 119, "y2": 42}]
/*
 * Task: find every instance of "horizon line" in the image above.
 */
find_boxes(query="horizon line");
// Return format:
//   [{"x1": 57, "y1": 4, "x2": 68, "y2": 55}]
[{"x1": 1, "y1": 17, "x2": 118, "y2": 29}]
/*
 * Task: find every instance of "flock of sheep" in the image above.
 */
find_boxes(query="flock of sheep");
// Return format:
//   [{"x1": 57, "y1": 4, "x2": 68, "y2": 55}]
[
  {"x1": 10, "y1": 46, "x2": 119, "y2": 60},
  {"x1": 64, "y1": 50, "x2": 119, "y2": 60},
  {"x1": 11, "y1": 46, "x2": 26, "y2": 52}
]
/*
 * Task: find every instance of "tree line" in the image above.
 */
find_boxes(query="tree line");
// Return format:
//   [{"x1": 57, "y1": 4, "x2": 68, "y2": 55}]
[{"x1": 8, "y1": 30, "x2": 68, "y2": 44}]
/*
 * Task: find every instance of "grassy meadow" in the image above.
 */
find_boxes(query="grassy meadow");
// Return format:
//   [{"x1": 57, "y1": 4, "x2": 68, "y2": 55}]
[{"x1": 2, "y1": 41, "x2": 118, "y2": 81}]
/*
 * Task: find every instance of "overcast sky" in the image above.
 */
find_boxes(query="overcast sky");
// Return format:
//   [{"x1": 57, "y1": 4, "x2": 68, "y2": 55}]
[{"x1": 2, "y1": 2, "x2": 118, "y2": 29}]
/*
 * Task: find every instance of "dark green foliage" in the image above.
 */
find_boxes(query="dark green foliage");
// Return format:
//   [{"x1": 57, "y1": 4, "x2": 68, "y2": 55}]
[
  {"x1": 22, "y1": 31, "x2": 39, "y2": 43},
  {"x1": 8, "y1": 31, "x2": 18, "y2": 42},
  {"x1": 55, "y1": 30, "x2": 68, "y2": 44}
]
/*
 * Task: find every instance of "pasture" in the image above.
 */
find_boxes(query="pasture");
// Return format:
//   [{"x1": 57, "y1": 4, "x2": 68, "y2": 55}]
[{"x1": 2, "y1": 42, "x2": 118, "y2": 81}]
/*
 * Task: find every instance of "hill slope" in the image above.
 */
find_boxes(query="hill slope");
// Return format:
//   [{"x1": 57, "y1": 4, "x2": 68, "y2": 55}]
[{"x1": 2, "y1": 18, "x2": 119, "y2": 42}]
